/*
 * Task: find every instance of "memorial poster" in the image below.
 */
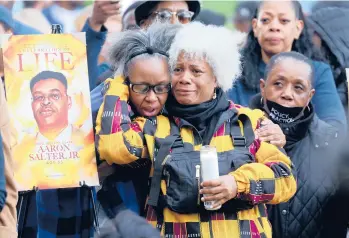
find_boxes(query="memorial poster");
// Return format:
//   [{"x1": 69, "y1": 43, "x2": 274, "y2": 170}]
[{"x1": 1, "y1": 33, "x2": 99, "y2": 191}]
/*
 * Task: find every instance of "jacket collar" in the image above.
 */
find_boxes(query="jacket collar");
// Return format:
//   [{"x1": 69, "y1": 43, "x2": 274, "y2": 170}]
[{"x1": 172, "y1": 102, "x2": 237, "y2": 144}]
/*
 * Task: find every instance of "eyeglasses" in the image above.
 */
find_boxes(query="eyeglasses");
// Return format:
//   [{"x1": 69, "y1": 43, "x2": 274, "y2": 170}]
[
  {"x1": 129, "y1": 83, "x2": 171, "y2": 94},
  {"x1": 152, "y1": 10, "x2": 194, "y2": 24}
]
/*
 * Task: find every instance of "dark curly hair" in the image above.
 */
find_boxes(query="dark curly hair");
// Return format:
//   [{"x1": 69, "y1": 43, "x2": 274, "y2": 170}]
[{"x1": 240, "y1": 0, "x2": 325, "y2": 91}]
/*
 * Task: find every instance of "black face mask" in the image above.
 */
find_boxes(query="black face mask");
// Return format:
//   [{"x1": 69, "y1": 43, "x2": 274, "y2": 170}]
[{"x1": 264, "y1": 100, "x2": 304, "y2": 124}]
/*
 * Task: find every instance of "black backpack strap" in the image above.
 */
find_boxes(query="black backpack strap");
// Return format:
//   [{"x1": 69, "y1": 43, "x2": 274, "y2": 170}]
[
  {"x1": 147, "y1": 119, "x2": 182, "y2": 207},
  {"x1": 230, "y1": 114, "x2": 255, "y2": 148}
]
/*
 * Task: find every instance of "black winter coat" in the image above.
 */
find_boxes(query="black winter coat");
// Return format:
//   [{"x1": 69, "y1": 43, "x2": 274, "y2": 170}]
[{"x1": 250, "y1": 95, "x2": 347, "y2": 238}]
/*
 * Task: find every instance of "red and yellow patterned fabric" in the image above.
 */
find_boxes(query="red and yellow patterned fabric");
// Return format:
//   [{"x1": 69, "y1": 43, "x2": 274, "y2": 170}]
[{"x1": 95, "y1": 77, "x2": 296, "y2": 238}]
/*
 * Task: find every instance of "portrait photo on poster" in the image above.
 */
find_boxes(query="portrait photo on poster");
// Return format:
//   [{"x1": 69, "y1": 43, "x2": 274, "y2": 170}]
[{"x1": 2, "y1": 33, "x2": 99, "y2": 191}]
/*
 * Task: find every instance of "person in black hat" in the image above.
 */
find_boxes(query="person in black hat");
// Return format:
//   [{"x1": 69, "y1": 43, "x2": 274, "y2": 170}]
[
  {"x1": 233, "y1": 1, "x2": 258, "y2": 33},
  {"x1": 135, "y1": 0, "x2": 200, "y2": 28}
]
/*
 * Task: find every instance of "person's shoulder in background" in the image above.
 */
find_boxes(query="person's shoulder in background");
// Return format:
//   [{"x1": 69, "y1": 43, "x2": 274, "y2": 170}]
[
  {"x1": 312, "y1": 60, "x2": 330, "y2": 69},
  {"x1": 311, "y1": 60, "x2": 338, "y2": 86},
  {"x1": 13, "y1": 8, "x2": 50, "y2": 33},
  {"x1": 311, "y1": 60, "x2": 347, "y2": 133},
  {"x1": 13, "y1": 20, "x2": 41, "y2": 35},
  {"x1": 0, "y1": 5, "x2": 40, "y2": 35}
]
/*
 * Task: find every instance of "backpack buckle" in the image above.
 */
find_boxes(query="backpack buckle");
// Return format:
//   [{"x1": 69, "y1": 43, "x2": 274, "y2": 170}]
[{"x1": 233, "y1": 136, "x2": 246, "y2": 147}]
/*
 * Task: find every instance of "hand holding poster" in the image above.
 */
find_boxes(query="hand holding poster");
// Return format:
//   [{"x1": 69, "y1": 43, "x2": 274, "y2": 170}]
[{"x1": 1, "y1": 33, "x2": 99, "y2": 191}]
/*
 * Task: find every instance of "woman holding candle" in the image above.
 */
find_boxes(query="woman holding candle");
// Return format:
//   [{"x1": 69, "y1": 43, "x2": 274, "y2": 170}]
[{"x1": 96, "y1": 22, "x2": 296, "y2": 238}]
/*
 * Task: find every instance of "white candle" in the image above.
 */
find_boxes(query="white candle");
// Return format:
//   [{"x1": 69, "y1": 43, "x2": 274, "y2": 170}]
[
  {"x1": 200, "y1": 146, "x2": 219, "y2": 181},
  {"x1": 200, "y1": 145, "x2": 221, "y2": 210}
]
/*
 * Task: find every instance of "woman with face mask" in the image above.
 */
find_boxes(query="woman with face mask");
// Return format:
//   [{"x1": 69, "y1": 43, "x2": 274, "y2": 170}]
[
  {"x1": 250, "y1": 51, "x2": 346, "y2": 238},
  {"x1": 228, "y1": 0, "x2": 347, "y2": 133},
  {"x1": 96, "y1": 22, "x2": 296, "y2": 238}
]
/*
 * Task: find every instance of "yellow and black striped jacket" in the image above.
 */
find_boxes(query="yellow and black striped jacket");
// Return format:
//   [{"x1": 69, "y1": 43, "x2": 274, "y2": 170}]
[{"x1": 95, "y1": 76, "x2": 297, "y2": 238}]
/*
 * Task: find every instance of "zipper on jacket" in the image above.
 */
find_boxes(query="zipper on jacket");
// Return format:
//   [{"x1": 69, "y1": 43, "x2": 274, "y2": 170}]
[
  {"x1": 161, "y1": 155, "x2": 171, "y2": 166},
  {"x1": 195, "y1": 165, "x2": 201, "y2": 206}
]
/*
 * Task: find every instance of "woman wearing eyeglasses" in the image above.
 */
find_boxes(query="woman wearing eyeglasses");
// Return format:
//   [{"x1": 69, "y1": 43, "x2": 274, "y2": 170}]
[
  {"x1": 90, "y1": 0, "x2": 201, "y2": 125},
  {"x1": 96, "y1": 22, "x2": 296, "y2": 238},
  {"x1": 96, "y1": 22, "x2": 181, "y2": 237},
  {"x1": 94, "y1": 3, "x2": 201, "y2": 232},
  {"x1": 134, "y1": 1, "x2": 201, "y2": 27}
]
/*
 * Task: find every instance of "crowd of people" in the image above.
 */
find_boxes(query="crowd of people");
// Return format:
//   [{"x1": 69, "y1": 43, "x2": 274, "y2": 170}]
[{"x1": 0, "y1": 0, "x2": 348, "y2": 238}]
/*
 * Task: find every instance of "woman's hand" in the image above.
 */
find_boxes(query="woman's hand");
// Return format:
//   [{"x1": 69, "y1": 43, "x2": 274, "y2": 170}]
[
  {"x1": 200, "y1": 175, "x2": 238, "y2": 209},
  {"x1": 255, "y1": 119, "x2": 286, "y2": 148}
]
